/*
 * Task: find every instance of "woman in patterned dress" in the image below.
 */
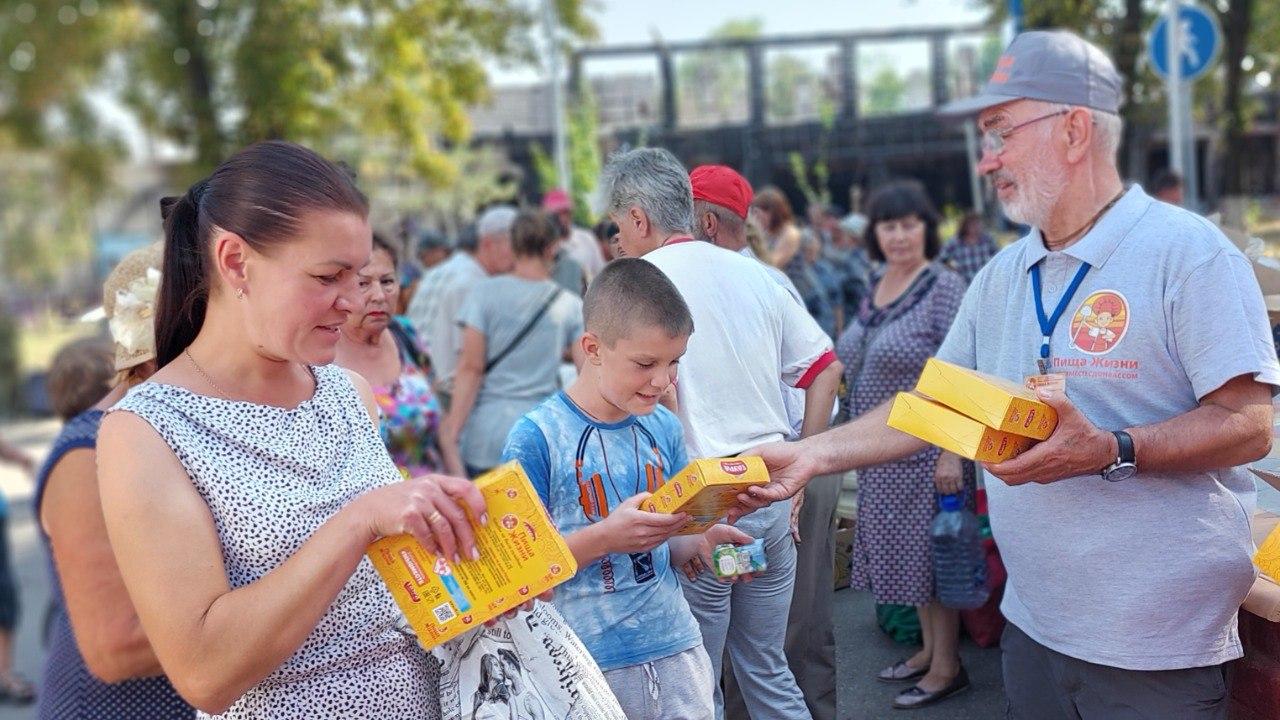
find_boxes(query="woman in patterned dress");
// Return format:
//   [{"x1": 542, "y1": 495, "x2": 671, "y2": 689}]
[
  {"x1": 335, "y1": 233, "x2": 443, "y2": 477},
  {"x1": 834, "y1": 180, "x2": 973, "y2": 710},
  {"x1": 35, "y1": 245, "x2": 194, "y2": 720},
  {"x1": 94, "y1": 141, "x2": 495, "y2": 719}
]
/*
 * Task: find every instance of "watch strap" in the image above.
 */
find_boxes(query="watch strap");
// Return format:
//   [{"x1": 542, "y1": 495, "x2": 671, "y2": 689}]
[{"x1": 1112, "y1": 430, "x2": 1135, "y2": 465}]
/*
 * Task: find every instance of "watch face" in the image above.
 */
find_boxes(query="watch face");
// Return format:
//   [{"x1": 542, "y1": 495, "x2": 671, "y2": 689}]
[{"x1": 1105, "y1": 463, "x2": 1138, "y2": 482}]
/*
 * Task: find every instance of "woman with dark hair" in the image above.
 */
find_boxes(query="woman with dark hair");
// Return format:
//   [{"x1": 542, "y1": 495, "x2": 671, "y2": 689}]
[
  {"x1": 834, "y1": 179, "x2": 973, "y2": 710},
  {"x1": 95, "y1": 141, "x2": 489, "y2": 719},
  {"x1": 439, "y1": 210, "x2": 584, "y2": 477},
  {"x1": 335, "y1": 233, "x2": 443, "y2": 477}
]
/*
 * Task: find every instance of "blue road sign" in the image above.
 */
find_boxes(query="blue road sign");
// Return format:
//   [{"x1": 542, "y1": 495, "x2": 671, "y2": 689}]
[{"x1": 1148, "y1": 3, "x2": 1221, "y2": 81}]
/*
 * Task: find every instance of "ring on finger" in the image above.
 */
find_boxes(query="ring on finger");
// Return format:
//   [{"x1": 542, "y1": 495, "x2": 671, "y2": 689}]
[{"x1": 427, "y1": 510, "x2": 445, "y2": 525}]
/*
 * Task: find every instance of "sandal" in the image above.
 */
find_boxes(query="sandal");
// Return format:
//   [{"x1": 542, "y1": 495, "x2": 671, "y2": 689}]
[
  {"x1": 0, "y1": 673, "x2": 35, "y2": 705},
  {"x1": 876, "y1": 659, "x2": 929, "y2": 683},
  {"x1": 892, "y1": 666, "x2": 970, "y2": 710}
]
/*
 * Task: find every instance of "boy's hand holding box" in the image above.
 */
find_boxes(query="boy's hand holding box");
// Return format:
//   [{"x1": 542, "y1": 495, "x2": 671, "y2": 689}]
[
  {"x1": 367, "y1": 462, "x2": 577, "y2": 649},
  {"x1": 887, "y1": 358, "x2": 1059, "y2": 462},
  {"x1": 644, "y1": 457, "x2": 770, "y2": 534}
]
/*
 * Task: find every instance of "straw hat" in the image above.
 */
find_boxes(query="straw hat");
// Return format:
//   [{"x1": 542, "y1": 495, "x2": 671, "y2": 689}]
[{"x1": 103, "y1": 243, "x2": 163, "y2": 371}]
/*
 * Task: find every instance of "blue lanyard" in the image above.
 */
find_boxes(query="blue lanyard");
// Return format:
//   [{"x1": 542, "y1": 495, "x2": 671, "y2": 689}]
[{"x1": 1030, "y1": 261, "x2": 1090, "y2": 364}]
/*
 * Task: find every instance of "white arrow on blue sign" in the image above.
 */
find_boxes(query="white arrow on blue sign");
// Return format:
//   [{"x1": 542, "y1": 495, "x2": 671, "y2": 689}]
[{"x1": 1148, "y1": 3, "x2": 1221, "y2": 81}]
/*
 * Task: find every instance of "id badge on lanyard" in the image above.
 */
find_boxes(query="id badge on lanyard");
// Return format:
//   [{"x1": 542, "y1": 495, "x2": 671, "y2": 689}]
[{"x1": 1026, "y1": 261, "x2": 1090, "y2": 392}]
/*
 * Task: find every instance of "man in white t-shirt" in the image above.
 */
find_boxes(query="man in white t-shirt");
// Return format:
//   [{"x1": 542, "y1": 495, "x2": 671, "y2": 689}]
[
  {"x1": 405, "y1": 206, "x2": 517, "y2": 407},
  {"x1": 601, "y1": 147, "x2": 842, "y2": 720},
  {"x1": 690, "y1": 164, "x2": 840, "y2": 720}
]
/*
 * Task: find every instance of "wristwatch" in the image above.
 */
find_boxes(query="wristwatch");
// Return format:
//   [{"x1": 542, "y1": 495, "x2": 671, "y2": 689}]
[{"x1": 1102, "y1": 430, "x2": 1137, "y2": 482}]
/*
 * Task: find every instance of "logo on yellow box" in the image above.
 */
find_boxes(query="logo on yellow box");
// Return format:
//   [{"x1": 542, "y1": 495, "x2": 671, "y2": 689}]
[
  {"x1": 367, "y1": 462, "x2": 577, "y2": 648},
  {"x1": 644, "y1": 457, "x2": 770, "y2": 535}
]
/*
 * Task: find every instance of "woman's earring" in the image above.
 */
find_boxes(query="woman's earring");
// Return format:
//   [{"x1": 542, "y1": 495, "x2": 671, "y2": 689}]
[{"x1": 236, "y1": 287, "x2": 245, "y2": 300}]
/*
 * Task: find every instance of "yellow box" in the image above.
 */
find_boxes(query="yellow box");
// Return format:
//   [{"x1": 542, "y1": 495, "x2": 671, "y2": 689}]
[
  {"x1": 644, "y1": 457, "x2": 770, "y2": 535},
  {"x1": 367, "y1": 462, "x2": 577, "y2": 649},
  {"x1": 887, "y1": 392, "x2": 1037, "y2": 463},
  {"x1": 1255, "y1": 520, "x2": 1280, "y2": 583},
  {"x1": 916, "y1": 358, "x2": 1058, "y2": 440}
]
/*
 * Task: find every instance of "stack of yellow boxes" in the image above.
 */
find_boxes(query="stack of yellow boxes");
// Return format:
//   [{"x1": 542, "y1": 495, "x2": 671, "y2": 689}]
[{"x1": 886, "y1": 358, "x2": 1058, "y2": 462}]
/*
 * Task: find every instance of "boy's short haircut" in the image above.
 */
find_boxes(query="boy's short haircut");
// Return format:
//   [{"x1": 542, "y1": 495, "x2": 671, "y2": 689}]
[{"x1": 584, "y1": 258, "x2": 694, "y2": 346}]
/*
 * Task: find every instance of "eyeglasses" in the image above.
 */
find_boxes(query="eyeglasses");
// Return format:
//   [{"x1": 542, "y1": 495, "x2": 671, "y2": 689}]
[{"x1": 979, "y1": 109, "x2": 1070, "y2": 157}]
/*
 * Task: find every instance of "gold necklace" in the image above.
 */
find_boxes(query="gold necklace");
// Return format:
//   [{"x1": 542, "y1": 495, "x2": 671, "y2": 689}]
[
  {"x1": 1044, "y1": 189, "x2": 1126, "y2": 250},
  {"x1": 185, "y1": 348, "x2": 230, "y2": 400}
]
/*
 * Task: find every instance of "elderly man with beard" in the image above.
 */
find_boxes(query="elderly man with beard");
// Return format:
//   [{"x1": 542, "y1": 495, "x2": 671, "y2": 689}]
[{"x1": 735, "y1": 30, "x2": 1280, "y2": 719}]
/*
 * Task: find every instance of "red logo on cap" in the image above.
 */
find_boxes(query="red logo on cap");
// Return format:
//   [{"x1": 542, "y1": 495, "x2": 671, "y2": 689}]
[{"x1": 991, "y1": 55, "x2": 1015, "y2": 83}]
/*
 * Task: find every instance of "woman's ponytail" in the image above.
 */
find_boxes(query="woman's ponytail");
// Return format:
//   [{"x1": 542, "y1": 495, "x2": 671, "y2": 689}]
[{"x1": 155, "y1": 180, "x2": 210, "y2": 367}]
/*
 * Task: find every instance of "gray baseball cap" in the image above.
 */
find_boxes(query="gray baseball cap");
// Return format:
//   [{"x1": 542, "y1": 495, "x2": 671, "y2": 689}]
[{"x1": 938, "y1": 30, "x2": 1124, "y2": 118}]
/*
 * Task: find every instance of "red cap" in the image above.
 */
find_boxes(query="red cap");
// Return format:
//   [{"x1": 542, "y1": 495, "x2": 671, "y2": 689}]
[
  {"x1": 690, "y1": 165, "x2": 753, "y2": 219},
  {"x1": 541, "y1": 188, "x2": 572, "y2": 213}
]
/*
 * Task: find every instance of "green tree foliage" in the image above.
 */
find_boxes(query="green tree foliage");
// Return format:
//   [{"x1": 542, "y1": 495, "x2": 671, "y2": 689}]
[
  {"x1": 530, "y1": 83, "x2": 602, "y2": 226},
  {"x1": 120, "y1": 0, "x2": 591, "y2": 180},
  {"x1": 0, "y1": 1, "x2": 130, "y2": 284},
  {"x1": 0, "y1": 0, "x2": 593, "y2": 284},
  {"x1": 3, "y1": 0, "x2": 593, "y2": 180},
  {"x1": 676, "y1": 18, "x2": 760, "y2": 126},
  {"x1": 864, "y1": 66, "x2": 909, "y2": 115},
  {"x1": 369, "y1": 142, "x2": 519, "y2": 239},
  {"x1": 767, "y1": 54, "x2": 819, "y2": 121}
]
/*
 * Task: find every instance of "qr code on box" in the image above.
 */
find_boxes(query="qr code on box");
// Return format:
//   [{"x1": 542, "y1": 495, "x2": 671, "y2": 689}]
[{"x1": 433, "y1": 603, "x2": 456, "y2": 624}]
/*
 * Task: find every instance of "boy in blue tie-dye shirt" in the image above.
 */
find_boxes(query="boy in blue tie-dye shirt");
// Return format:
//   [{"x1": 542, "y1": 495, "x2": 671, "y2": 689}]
[{"x1": 502, "y1": 259, "x2": 750, "y2": 719}]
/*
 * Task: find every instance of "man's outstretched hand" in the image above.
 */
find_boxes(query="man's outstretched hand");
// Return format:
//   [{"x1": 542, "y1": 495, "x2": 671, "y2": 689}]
[{"x1": 728, "y1": 441, "x2": 817, "y2": 522}]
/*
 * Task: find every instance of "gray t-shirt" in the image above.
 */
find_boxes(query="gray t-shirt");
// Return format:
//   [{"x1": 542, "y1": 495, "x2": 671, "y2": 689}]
[
  {"x1": 456, "y1": 275, "x2": 583, "y2": 470},
  {"x1": 937, "y1": 185, "x2": 1280, "y2": 671}
]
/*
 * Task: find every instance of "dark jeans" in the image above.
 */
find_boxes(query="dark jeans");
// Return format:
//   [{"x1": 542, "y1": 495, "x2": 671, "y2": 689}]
[
  {"x1": 0, "y1": 514, "x2": 17, "y2": 631},
  {"x1": 1002, "y1": 621, "x2": 1229, "y2": 720}
]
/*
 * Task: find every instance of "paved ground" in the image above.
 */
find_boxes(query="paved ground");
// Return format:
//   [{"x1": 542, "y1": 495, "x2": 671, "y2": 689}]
[
  {"x1": 833, "y1": 588, "x2": 1004, "y2": 719},
  {"x1": 0, "y1": 418, "x2": 1004, "y2": 719},
  {"x1": 1, "y1": 420, "x2": 56, "y2": 720}
]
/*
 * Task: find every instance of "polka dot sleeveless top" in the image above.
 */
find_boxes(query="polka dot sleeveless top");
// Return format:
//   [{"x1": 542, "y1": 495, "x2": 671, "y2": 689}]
[{"x1": 114, "y1": 364, "x2": 440, "y2": 719}]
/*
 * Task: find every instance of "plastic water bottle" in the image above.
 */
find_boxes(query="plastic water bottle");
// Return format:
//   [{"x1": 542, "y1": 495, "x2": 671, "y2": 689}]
[{"x1": 931, "y1": 493, "x2": 990, "y2": 610}]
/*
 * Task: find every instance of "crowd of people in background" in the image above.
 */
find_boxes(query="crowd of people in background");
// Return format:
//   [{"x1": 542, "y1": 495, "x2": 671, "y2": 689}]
[
  {"x1": 6, "y1": 142, "x2": 1002, "y2": 718},
  {"x1": 3, "y1": 142, "x2": 1009, "y2": 717},
  {"x1": 1, "y1": 26, "x2": 1273, "y2": 720}
]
